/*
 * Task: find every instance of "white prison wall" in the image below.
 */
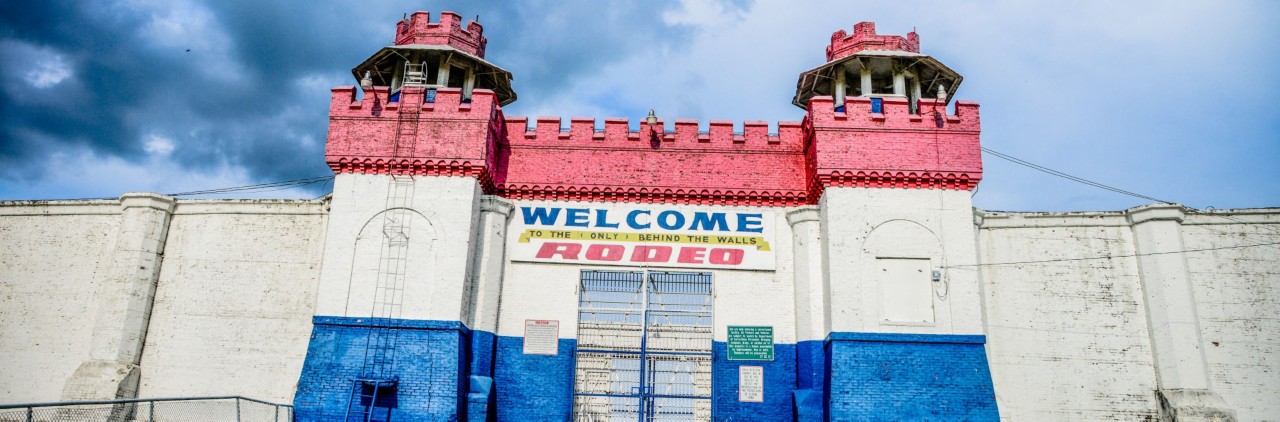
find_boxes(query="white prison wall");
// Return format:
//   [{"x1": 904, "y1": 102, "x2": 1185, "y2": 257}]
[{"x1": 0, "y1": 195, "x2": 1276, "y2": 419}]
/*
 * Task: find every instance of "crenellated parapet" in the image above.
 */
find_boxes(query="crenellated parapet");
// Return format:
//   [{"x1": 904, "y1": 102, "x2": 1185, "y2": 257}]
[
  {"x1": 500, "y1": 117, "x2": 803, "y2": 148},
  {"x1": 493, "y1": 116, "x2": 810, "y2": 206},
  {"x1": 806, "y1": 95, "x2": 982, "y2": 192},
  {"x1": 325, "y1": 86, "x2": 505, "y2": 188},
  {"x1": 826, "y1": 21, "x2": 919, "y2": 61},
  {"x1": 394, "y1": 11, "x2": 486, "y2": 58},
  {"x1": 323, "y1": 87, "x2": 982, "y2": 205}
]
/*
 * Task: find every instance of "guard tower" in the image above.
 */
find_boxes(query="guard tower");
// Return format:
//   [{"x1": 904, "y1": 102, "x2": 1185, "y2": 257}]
[
  {"x1": 353, "y1": 11, "x2": 515, "y2": 105},
  {"x1": 793, "y1": 22, "x2": 996, "y2": 420},
  {"x1": 793, "y1": 22, "x2": 961, "y2": 114},
  {"x1": 295, "y1": 11, "x2": 515, "y2": 421}
]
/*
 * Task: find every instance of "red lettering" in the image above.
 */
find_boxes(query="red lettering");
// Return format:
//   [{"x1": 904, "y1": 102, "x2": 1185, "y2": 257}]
[
  {"x1": 535, "y1": 242, "x2": 582, "y2": 259},
  {"x1": 631, "y1": 245, "x2": 672, "y2": 262},
  {"x1": 708, "y1": 248, "x2": 744, "y2": 265},
  {"x1": 677, "y1": 247, "x2": 707, "y2": 264},
  {"x1": 585, "y1": 244, "x2": 625, "y2": 261}
]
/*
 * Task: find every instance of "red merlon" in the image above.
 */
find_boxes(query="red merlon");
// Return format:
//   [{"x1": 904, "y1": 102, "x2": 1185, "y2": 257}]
[
  {"x1": 394, "y1": 11, "x2": 486, "y2": 58},
  {"x1": 807, "y1": 96, "x2": 982, "y2": 194},
  {"x1": 826, "y1": 21, "x2": 920, "y2": 61}
]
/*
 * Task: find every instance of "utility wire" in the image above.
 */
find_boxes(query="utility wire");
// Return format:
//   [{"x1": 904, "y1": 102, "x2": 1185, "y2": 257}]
[
  {"x1": 977, "y1": 146, "x2": 1280, "y2": 235},
  {"x1": 981, "y1": 147, "x2": 1172, "y2": 204},
  {"x1": 165, "y1": 176, "x2": 333, "y2": 196},
  {"x1": 27, "y1": 175, "x2": 334, "y2": 201}
]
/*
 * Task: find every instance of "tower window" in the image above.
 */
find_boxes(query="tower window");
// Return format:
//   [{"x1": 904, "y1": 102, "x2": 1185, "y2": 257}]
[
  {"x1": 447, "y1": 65, "x2": 465, "y2": 88},
  {"x1": 872, "y1": 74, "x2": 894, "y2": 95}
]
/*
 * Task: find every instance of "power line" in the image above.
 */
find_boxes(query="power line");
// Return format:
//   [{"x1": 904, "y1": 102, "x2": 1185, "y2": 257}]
[
  {"x1": 981, "y1": 147, "x2": 1280, "y2": 238},
  {"x1": 981, "y1": 147, "x2": 1171, "y2": 204},
  {"x1": 30, "y1": 175, "x2": 335, "y2": 201},
  {"x1": 947, "y1": 240, "x2": 1280, "y2": 269},
  {"x1": 165, "y1": 176, "x2": 333, "y2": 196}
]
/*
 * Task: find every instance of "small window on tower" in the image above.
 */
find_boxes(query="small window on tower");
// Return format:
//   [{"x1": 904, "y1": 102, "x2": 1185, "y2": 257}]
[
  {"x1": 872, "y1": 74, "x2": 894, "y2": 95},
  {"x1": 448, "y1": 65, "x2": 465, "y2": 88},
  {"x1": 426, "y1": 63, "x2": 440, "y2": 86}
]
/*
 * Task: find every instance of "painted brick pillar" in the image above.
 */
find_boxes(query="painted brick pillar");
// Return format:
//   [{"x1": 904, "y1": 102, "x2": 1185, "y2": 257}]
[
  {"x1": 1127, "y1": 204, "x2": 1236, "y2": 421},
  {"x1": 467, "y1": 196, "x2": 514, "y2": 419},
  {"x1": 62, "y1": 193, "x2": 174, "y2": 400},
  {"x1": 786, "y1": 206, "x2": 827, "y2": 420}
]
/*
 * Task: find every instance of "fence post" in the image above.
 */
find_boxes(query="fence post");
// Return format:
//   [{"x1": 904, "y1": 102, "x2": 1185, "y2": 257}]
[
  {"x1": 149, "y1": 399, "x2": 155, "y2": 421},
  {"x1": 25, "y1": 406, "x2": 32, "y2": 422},
  {"x1": 236, "y1": 398, "x2": 242, "y2": 422}
]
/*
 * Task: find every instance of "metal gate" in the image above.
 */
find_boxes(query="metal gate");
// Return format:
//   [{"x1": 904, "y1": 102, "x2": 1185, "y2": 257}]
[{"x1": 572, "y1": 270, "x2": 713, "y2": 421}]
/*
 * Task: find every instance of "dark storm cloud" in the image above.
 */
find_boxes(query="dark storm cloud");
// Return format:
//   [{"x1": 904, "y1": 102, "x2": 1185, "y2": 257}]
[
  {"x1": 0, "y1": 1, "x2": 693, "y2": 197},
  {"x1": 475, "y1": 1, "x2": 689, "y2": 110},
  {"x1": 0, "y1": 2, "x2": 144, "y2": 182},
  {"x1": 0, "y1": 0, "x2": 398, "y2": 185}
]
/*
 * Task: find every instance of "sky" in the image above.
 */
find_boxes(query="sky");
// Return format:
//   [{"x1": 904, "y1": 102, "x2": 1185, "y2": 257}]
[{"x1": 1, "y1": 0, "x2": 1277, "y2": 212}]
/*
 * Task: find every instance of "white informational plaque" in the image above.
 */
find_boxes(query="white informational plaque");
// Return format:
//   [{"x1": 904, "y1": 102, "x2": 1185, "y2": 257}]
[
  {"x1": 738, "y1": 365, "x2": 764, "y2": 403},
  {"x1": 522, "y1": 319, "x2": 559, "y2": 355}
]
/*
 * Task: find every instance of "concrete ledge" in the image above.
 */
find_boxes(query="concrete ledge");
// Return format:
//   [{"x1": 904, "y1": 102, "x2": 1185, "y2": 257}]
[
  {"x1": 786, "y1": 206, "x2": 820, "y2": 225},
  {"x1": 1158, "y1": 388, "x2": 1236, "y2": 421},
  {"x1": 61, "y1": 360, "x2": 140, "y2": 401},
  {"x1": 1127, "y1": 203, "x2": 1187, "y2": 225},
  {"x1": 172, "y1": 200, "x2": 328, "y2": 216},
  {"x1": 312, "y1": 316, "x2": 469, "y2": 331},
  {"x1": 0, "y1": 200, "x2": 121, "y2": 216},
  {"x1": 478, "y1": 196, "x2": 514, "y2": 216},
  {"x1": 826, "y1": 332, "x2": 986, "y2": 344},
  {"x1": 975, "y1": 209, "x2": 1129, "y2": 229},
  {"x1": 119, "y1": 192, "x2": 175, "y2": 212}
]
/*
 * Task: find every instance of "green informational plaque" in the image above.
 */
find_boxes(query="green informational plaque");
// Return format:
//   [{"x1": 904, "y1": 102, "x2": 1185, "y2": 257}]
[{"x1": 727, "y1": 326, "x2": 774, "y2": 361}]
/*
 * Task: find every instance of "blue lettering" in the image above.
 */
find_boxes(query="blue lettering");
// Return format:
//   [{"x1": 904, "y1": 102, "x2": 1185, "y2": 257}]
[
  {"x1": 565, "y1": 208, "x2": 589, "y2": 227},
  {"x1": 736, "y1": 213, "x2": 764, "y2": 233},
  {"x1": 594, "y1": 209, "x2": 620, "y2": 228},
  {"x1": 521, "y1": 207, "x2": 561, "y2": 226},
  {"x1": 657, "y1": 210, "x2": 686, "y2": 230},
  {"x1": 689, "y1": 212, "x2": 729, "y2": 231},
  {"x1": 626, "y1": 210, "x2": 651, "y2": 229}
]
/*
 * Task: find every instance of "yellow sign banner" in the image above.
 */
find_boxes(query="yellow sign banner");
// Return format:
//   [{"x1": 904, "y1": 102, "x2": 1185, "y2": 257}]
[{"x1": 517, "y1": 229, "x2": 771, "y2": 251}]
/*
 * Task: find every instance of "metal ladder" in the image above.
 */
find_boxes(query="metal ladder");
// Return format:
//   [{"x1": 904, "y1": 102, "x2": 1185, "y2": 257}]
[{"x1": 344, "y1": 61, "x2": 428, "y2": 422}]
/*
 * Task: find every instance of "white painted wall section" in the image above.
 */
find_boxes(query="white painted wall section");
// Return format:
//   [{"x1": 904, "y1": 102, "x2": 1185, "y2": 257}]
[
  {"x1": 136, "y1": 200, "x2": 327, "y2": 403},
  {"x1": 820, "y1": 187, "x2": 983, "y2": 336},
  {"x1": 1182, "y1": 210, "x2": 1280, "y2": 421},
  {"x1": 0, "y1": 201, "x2": 120, "y2": 403},
  {"x1": 314, "y1": 173, "x2": 482, "y2": 323},
  {"x1": 976, "y1": 210, "x2": 1158, "y2": 420}
]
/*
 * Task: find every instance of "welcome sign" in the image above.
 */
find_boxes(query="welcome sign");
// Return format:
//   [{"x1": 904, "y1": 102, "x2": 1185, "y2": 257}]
[{"x1": 510, "y1": 205, "x2": 776, "y2": 271}]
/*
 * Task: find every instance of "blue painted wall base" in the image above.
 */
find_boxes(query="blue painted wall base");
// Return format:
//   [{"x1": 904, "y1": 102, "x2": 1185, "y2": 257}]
[
  {"x1": 294, "y1": 317, "x2": 477, "y2": 421},
  {"x1": 493, "y1": 335, "x2": 576, "y2": 421},
  {"x1": 824, "y1": 332, "x2": 999, "y2": 421},
  {"x1": 712, "y1": 341, "x2": 796, "y2": 421},
  {"x1": 294, "y1": 319, "x2": 999, "y2": 421}
]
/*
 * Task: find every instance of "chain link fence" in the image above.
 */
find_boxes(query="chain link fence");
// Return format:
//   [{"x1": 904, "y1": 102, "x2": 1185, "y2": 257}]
[{"x1": 0, "y1": 396, "x2": 292, "y2": 422}]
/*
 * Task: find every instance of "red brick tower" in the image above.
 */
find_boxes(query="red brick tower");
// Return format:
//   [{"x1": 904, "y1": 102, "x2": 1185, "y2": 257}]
[
  {"x1": 301, "y1": 11, "x2": 517, "y2": 421},
  {"x1": 793, "y1": 22, "x2": 995, "y2": 421},
  {"x1": 795, "y1": 21, "x2": 982, "y2": 194}
]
